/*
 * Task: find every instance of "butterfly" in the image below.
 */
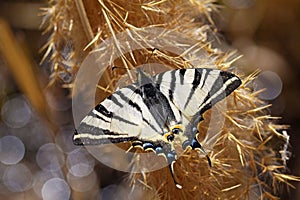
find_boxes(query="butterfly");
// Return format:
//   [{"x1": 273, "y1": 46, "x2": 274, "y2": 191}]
[{"x1": 73, "y1": 67, "x2": 241, "y2": 188}]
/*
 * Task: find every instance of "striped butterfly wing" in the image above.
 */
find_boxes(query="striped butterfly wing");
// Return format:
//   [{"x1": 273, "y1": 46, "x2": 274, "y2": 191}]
[
  {"x1": 73, "y1": 86, "x2": 141, "y2": 145},
  {"x1": 73, "y1": 75, "x2": 181, "y2": 145},
  {"x1": 153, "y1": 68, "x2": 241, "y2": 139}
]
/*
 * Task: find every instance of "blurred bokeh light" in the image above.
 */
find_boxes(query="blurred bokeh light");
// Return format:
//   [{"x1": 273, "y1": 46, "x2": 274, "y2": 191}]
[
  {"x1": 36, "y1": 143, "x2": 65, "y2": 172},
  {"x1": 0, "y1": 135, "x2": 25, "y2": 165},
  {"x1": 1, "y1": 96, "x2": 32, "y2": 128},
  {"x1": 3, "y1": 163, "x2": 33, "y2": 192},
  {"x1": 41, "y1": 177, "x2": 71, "y2": 200},
  {"x1": 254, "y1": 71, "x2": 283, "y2": 100}
]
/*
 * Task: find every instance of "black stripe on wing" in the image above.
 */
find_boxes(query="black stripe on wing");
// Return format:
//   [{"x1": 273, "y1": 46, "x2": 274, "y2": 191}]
[
  {"x1": 184, "y1": 69, "x2": 203, "y2": 109},
  {"x1": 118, "y1": 85, "x2": 161, "y2": 133},
  {"x1": 95, "y1": 102, "x2": 140, "y2": 126},
  {"x1": 179, "y1": 68, "x2": 186, "y2": 85},
  {"x1": 89, "y1": 112, "x2": 110, "y2": 123},
  {"x1": 199, "y1": 71, "x2": 241, "y2": 114},
  {"x1": 139, "y1": 83, "x2": 177, "y2": 130},
  {"x1": 200, "y1": 69, "x2": 210, "y2": 89},
  {"x1": 219, "y1": 71, "x2": 242, "y2": 96},
  {"x1": 106, "y1": 85, "x2": 150, "y2": 127},
  {"x1": 168, "y1": 70, "x2": 176, "y2": 102},
  {"x1": 95, "y1": 104, "x2": 113, "y2": 118},
  {"x1": 73, "y1": 123, "x2": 138, "y2": 145},
  {"x1": 107, "y1": 93, "x2": 123, "y2": 107},
  {"x1": 114, "y1": 89, "x2": 142, "y2": 114}
]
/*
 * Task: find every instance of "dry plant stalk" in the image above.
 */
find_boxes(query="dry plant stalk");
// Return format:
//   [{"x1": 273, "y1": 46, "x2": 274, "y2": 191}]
[
  {"x1": 41, "y1": 0, "x2": 299, "y2": 199},
  {"x1": 0, "y1": 19, "x2": 48, "y2": 117}
]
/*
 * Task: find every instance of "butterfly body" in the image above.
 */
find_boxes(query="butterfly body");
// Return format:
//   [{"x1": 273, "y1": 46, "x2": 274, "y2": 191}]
[{"x1": 73, "y1": 68, "x2": 241, "y2": 188}]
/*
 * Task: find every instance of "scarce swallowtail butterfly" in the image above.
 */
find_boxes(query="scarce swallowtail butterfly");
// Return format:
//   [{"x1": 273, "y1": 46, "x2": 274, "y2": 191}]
[{"x1": 73, "y1": 68, "x2": 241, "y2": 188}]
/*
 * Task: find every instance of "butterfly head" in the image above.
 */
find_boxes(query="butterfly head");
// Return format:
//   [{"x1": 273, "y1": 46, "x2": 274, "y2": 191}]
[
  {"x1": 163, "y1": 124, "x2": 191, "y2": 156},
  {"x1": 163, "y1": 124, "x2": 183, "y2": 142}
]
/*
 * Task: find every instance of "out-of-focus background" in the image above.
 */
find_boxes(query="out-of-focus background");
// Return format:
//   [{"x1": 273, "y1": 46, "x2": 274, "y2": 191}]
[{"x1": 0, "y1": 0, "x2": 299, "y2": 199}]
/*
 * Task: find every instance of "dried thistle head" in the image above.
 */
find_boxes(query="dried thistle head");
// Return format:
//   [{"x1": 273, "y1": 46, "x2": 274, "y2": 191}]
[{"x1": 41, "y1": 0, "x2": 299, "y2": 199}]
